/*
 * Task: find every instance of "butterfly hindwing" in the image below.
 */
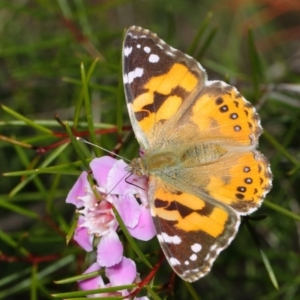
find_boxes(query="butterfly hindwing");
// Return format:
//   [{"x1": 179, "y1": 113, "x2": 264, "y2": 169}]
[
  {"x1": 171, "y1": 81, "x2": 263, "y2": 148},
  {"x1": 202, "y1": 150, "x2": 272, "y2": 214},
  {"x1": 149, "y1": 178, "x2": 240, "y2": 281}
]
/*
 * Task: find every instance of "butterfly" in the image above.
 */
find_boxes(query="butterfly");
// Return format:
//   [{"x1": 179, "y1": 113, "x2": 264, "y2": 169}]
[{"x1": 122, "y1": 26, "x2": 272, "y2": 282}]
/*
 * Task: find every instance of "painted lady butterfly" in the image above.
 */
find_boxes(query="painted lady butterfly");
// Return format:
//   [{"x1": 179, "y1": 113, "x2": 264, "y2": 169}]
[{"x1": 122, "y1": 26, "x2": 272, "y2": 282}]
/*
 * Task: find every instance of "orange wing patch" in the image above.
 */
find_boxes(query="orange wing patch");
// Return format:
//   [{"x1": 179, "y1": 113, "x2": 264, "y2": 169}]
[
  {"x1": 190, "y1": 82, "x2": 262, "y2": 147},
  {"x1": 153, "y1": 187, "x2": 229, "y2": 238},
  {"x1": 130, "y1": 63, "x2": 198, "y2": 135},
  {"x1": 206, "y1": 151, "x2": 272, "y2": 214},
  {"x1": 145, "y1": 63, "x2": 198, "y2": 94},
  {"x1": 176, "y1": 208, "x2": 228, "y2": 238}
]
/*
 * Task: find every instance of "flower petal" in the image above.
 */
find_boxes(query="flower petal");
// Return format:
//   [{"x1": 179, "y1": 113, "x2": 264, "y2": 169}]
[
  {"x1": 90, "y1": 156, "x2": 117, "y2": 189},
  {"x1": 78, "y1": 262, "x2": 104, "y2": 291},
  {"x1": 66, "y1": 172, "x2": 89, "y2": 208},
  {"x1": 106, "y1": 257, "x2": 137, "y2": 286},
  {"x1": 97, "y1": 231, "x2": 123, "y2": 267},
  {"x1": 127, "y1": 206, "x2": 156, "y2": 241},
  {"x1": 74, "y1": 216, "x2": 93, "y2": 251},
  {"x1": 106, "y1": 159, "x2": 130, "y2": 192},
  {"x1": 114, "y1": 194, "x2": 140, "y2": 229}
]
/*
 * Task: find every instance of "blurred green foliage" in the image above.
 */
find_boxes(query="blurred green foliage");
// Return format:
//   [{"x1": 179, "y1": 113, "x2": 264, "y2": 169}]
[{"x1": 1, "y1": 0, "x2": 300, "y2": 299}]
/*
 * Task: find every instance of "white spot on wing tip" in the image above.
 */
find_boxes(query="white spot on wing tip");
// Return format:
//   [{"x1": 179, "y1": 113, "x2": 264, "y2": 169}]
[
  {"x1": 124, "y1": 46, "x2": 132, "y2": 57},
  {"x1": 197, "y1": 61, "x2": 206, "y2": 72},
  {"x1": 123, "y1": 74, "x2": 128, "y2": 84},
  {"x1": 190, "y1": 254, "x2": 197, "y2": 261},
  {"x1": 210, "y1": 244, "x2": 217, "y2": 252},
  {"x1": 169, "y1": 257, "x2": 181, "y2": 266},
  {"x1": 166, "y1": 50, "x2": 175, "y2": 57},
  {"x1": 161, "y1": 232, "x2": 182, "y2": 244},
  {"x1": 157, "y1": 234, "x2": 163, "y2": 243},
  {"x1": 143, "y1": 46, "x2": 151, "y2": 53},
  {"x1": 191, "y1": 243, "x2": 202, "y2": 253},
  {"x1": 125, "y1": 67, "x2": 144, "y2": 84},
  {"x1": 149, "y1": 54, "x2": 160, "y2": 63}
]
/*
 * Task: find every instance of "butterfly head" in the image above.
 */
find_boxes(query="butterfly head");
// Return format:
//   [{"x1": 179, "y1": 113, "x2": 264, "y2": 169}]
[{"x1": 127, "y1": 157, "x2": 148, "y2": 177}]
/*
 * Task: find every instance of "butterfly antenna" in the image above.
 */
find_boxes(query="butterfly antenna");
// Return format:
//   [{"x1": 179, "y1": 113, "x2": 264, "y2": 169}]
[
  {"x1": 77, "y1": 138, "x2": 145, "y2": 191},
  {"x1": 105, "y1": 172, "x2": 146, "y2": 196},
  {"x1": 105, "y1": 172, "x2": 130, "y2": 195},
  {"x1": 76, "y1": 137, "x2": 131, "y2": 163},
  {"x1": 125, "y1": 173, "x2": 146, "y2": 190}
]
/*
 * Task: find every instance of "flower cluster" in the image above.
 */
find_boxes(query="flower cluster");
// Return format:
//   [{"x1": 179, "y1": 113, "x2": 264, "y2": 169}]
[{"x1": 66, "y1": 156, "x2": 155, "y2": 298}]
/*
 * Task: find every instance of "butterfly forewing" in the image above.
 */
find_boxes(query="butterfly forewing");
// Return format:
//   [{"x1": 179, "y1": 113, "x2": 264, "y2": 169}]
[{"x1": 123, "y1": 26, "x2": 206, "y2": 149}]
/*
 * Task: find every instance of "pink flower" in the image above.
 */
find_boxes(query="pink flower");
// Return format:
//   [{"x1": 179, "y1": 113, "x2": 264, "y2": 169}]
[
  {"x1": 78, "y1": 263, "x2": 104, "y2": 294},
  {"x1": 79, "y1": 259, "x2": 149, "y2": 299},
  {"x1": 66, "y1": 156, "x2": 155, "y2": 297},
  {"x1": 106, "y1": 256, "x2": 137, "y2": 286}
]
